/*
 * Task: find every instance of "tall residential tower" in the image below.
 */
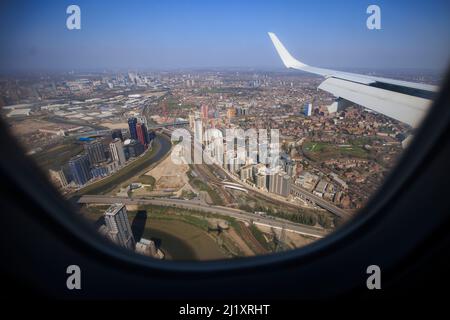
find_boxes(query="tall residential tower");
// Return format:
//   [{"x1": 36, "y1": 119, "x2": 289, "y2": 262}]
[
  {"x1": 104, "y1": 204, "x2": 135, "y2": 250},
  {"x1": 68, "y1": 154, "x2": 92, "y2": 186},
  {"x1": 109, "y1": 138, "x2": 126, "y2": 166}
]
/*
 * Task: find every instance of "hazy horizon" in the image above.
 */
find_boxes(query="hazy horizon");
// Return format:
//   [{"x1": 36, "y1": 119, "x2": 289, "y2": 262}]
[{"x1": 1, "y1": 0, "x2": 449, "y2": 72}]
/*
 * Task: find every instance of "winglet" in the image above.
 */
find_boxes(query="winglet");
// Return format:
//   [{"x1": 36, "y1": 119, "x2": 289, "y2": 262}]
[{"x1": 268, "y1": 32, "x2": 307, "y2": 69}]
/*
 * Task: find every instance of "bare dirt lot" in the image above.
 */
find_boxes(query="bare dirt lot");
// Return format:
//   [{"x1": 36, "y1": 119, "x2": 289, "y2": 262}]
[
  {"x1": 9, "y1": 118, "x2": 77, "y2": 135},
  {"x1": 100, "y1": 122, "x2": 129, "y2": 130},
  {"x1": 144, "y1": 154, "x2": 195, "y2": 196}
]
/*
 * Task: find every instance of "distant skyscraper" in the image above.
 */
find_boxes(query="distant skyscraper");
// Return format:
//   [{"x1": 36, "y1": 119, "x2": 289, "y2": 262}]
[
  {"x1": 48, "y1": 169, "x2": 68, "y2": 189},
  {"x1": 128, "y1": 72, "x2": 138, "y2": 85},
  {"x1": 109, "y1": 138, "x2": 126, "y2": 166},
  {"x1": 256, "y1": 173, "x2": 267, "y2": 190},
  {"x1": 304, "y1": 103, "x2": 312, "y2": 117},
  {"x1": 136, "y1": 122, "x2": 149, "y2": 146},
  {"x1": 148, "y1": 130, "x2": 156, "y2": 141},
  {"x1": 104, "y1": 204, "x2": 135, "y2": 250},
  {"x1": 128, "y1": 117, "x2": 138, "y2": 140},
  {"x1": 137, "y1": 115, "x2": 148, "y2": 127},
  {"x1": 268, "y1": 171, "x2": 290, "y2": 197},
  {"x1": 194, "y1": 118, "x2": 203, "y2": 143},
  {"x1": 188, "y1": 113, "x2": 196, "y2": 131},
  {"x1": 111, "y1": 129, "x2": 124, "y2": 141},
  {"x1": 84, "y1": 140, "x2": 106, "y2": 164},
  {"x1": 228, "y1": 157, "x2": 237, "y2": 173},
  {"x1": 327, "y1": 98, "x2": 348, "y2": 114},
  {"x1": 280, "y1": 174, "x2": 291, "y2": 197},
  {"x1": 61, "y1": 163, "x2": 73, "y2": 184},
  {"x1": 69, "y1": 154, "x2": 92, "y2": 186},
  {"x1": 286, "y1": 161, "x2": 297, "y2": 177},
  {"x1": 201, "y1": 105, "x2": 209, "y2": 119},
  {"x1": 268, "y1": 172, "x2": 278, "y2": 194},
  {"x1": 236, "y1": 106, "x2": 249, "y2": 116},
  {"x1": 223, "y1": 149, "x2": 234, "y2": 170},
  {"x1": 240, "y1": 165, "x2": 254, "y2": 182}
]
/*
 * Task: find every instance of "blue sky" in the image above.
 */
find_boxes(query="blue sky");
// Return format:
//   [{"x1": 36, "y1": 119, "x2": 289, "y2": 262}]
[{"x1": 0, "y1": 0, "x2": 449, "y2": 72}]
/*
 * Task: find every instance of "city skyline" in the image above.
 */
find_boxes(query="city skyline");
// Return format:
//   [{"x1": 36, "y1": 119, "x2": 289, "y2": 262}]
[{"x1": 1, "y1": 0, "x2": 450, "y2": 72}]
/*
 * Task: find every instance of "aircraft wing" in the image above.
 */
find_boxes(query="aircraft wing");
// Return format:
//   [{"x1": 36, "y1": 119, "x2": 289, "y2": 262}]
[{"x1": 268, "y1": 32, "x2": 437, "y2": 127}]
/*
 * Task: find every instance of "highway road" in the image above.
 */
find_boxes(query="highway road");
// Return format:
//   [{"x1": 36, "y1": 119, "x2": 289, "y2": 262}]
[{"x1": 78, "y1": 195, "x2": 329, "y2": 238}]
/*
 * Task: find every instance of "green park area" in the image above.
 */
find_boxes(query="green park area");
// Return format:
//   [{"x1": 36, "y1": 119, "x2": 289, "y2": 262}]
[
  {"x1": 303, "y1": 140, "x2": 369, "y2": 161},
  {"x1": 167, "y1": 97, "x2": 193, "y2": 110}
]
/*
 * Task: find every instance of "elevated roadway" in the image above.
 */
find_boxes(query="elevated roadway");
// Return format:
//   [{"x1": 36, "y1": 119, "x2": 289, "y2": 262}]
[{"x1": 78, "y1": 195, "x2": 329, "y2": 238}]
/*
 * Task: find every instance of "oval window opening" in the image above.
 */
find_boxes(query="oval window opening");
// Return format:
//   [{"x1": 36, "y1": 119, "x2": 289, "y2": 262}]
[{"x1": 1, "y1": 0, "x2": 449, "y2": 261}]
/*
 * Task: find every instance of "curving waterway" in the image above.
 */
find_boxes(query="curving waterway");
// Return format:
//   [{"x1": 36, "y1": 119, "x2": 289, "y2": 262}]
[
  {"x1": 150, "y1": 133, "x2": 172, "y2": 165},
  {"x1": 142, "y1": 219, "x2": 227, "y2": 261}
]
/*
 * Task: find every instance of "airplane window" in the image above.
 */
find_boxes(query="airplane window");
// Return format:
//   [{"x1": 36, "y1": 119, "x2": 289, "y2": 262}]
[{"x1": 1, "y1": 0, "x2": 449, "y2": 262}]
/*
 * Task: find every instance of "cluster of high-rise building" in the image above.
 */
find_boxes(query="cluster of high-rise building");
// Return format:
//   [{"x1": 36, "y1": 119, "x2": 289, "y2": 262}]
[
  {"x1": 66, "y1": 139, "x2": 121, "y2": 186},
  {"x1": 189, "y1": 106, "x2": 298, "y2": 200},
  {"x1": 231, "y1": 152, "x2": 297, "y2": 198},
  {"x1": 128, "y1": 117, "x2": 151, "y2": 148},
  {"x1": 54, "y1": 117, "x2": 155, "y2": 188}
]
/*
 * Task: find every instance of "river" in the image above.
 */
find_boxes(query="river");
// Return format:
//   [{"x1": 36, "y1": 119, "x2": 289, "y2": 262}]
[{"x1": 142, "y1": 219, "x2": 227, "y2": 261}]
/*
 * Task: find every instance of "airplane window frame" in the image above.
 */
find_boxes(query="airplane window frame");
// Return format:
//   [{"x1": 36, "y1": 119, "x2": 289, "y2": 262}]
[{"x1": 0, "y1": 68, "x2": 449, "y2": 278}]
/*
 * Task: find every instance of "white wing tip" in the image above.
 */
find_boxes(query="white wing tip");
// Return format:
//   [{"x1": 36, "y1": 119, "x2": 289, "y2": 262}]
[{"x1": 267, "y1": 32, "x2": 307, "y2": 69}]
